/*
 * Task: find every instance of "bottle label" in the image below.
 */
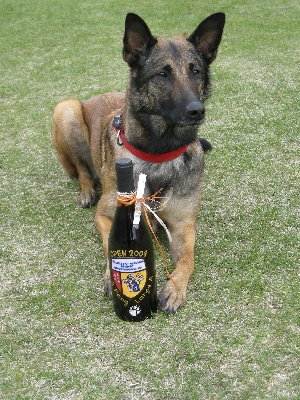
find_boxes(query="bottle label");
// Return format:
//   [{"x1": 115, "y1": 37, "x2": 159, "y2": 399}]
[{"x1": 112, "y1": 258, "x2": 147, "y2": 299}]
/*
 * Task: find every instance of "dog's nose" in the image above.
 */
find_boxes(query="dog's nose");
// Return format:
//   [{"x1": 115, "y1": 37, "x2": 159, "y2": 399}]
[{"x1": 186, "y1": 101, "x2": 205, "y2": 119}]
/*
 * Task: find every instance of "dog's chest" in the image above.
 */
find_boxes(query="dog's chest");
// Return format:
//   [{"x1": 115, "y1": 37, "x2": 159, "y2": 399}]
[{"x1": 133, "y1": 145, "x2": 204, "y2": 197}]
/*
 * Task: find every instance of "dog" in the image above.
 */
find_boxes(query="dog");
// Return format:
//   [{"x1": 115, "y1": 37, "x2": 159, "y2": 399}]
[{"x1": 52, "y1": 12, "x2": 225, "y2": 313}]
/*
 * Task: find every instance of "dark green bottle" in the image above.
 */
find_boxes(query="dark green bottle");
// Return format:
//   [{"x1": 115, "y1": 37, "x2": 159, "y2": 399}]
[{"x1": 108, "y1": 158, "x2": 158, "y2": 321}]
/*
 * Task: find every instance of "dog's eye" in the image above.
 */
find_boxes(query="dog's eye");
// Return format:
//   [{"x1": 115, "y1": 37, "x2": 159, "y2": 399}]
[
  {"x1": 157, "y1": 71, "x2": 168, "y2": 78},
  {"x1": 193, "y1": 69, "x2": 201, "y2": 76}
]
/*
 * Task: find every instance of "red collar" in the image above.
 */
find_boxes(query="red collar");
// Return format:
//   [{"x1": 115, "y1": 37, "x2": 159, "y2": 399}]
[{"x1": 113, "y1": 116, "x2": 188, "y2": 163}]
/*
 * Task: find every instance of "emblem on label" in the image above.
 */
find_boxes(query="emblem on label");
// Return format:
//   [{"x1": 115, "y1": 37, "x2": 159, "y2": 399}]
[{"x1": 112, "y1": 258, "x2": 147, "y2": 298}]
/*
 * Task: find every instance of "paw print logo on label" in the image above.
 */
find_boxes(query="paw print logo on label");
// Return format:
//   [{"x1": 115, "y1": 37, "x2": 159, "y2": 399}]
[{"x1": 129, "y1": 305, "x2": 141, "y2": 316}]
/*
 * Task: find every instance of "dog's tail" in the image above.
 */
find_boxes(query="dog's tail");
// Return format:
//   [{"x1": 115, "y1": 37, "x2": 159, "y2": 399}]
[{"x1": 199, "y1": 138, "x2": 212, "y2": 153}]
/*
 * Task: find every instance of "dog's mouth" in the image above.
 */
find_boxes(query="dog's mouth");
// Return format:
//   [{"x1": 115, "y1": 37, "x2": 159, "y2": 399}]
[{"x1": 174, "y1": 115, "x2": 205, "y2": 127}]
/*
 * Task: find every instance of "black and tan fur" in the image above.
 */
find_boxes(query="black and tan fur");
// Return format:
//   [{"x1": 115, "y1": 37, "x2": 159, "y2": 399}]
[{"x1": 52, "y1": 12, "x2": 225, "y2": 313}]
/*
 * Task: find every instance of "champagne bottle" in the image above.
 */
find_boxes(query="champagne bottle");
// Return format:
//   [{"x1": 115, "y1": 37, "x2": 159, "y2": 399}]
[{"x1": 108, "y1": 158, "x2": 158, "y2": 321}]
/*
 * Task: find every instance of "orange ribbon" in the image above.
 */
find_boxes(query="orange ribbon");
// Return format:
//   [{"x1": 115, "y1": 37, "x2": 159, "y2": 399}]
[{"x1": 117, "y1": 189, "x2": 176, "y2": 286}]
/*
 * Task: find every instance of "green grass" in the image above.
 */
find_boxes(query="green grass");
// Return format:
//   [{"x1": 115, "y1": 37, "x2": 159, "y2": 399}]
[{"x1": 1, "y1": 0, "x2": 299, "y2": 398}]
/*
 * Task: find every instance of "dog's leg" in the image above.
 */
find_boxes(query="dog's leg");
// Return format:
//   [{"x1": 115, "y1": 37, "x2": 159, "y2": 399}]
[
  {"x1": 95, "y1": 214, "x2": 112, "y2": 296},
  {"x1": 52, "y1": 99, "x2": 98, "y2": 207},
  {"x1": 94, "y1": 191, "x2": 116, "y2": 296},
  {"x1": 157, "y1": 195, "x2": 201, "y2": 313},
  {"x1": 158, "y1": 220, "x2": 196, "y2": 313}
]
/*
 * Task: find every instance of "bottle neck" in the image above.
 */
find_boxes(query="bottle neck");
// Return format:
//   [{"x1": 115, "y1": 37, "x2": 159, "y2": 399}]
[{"x1": 116, "y1": 191, "x2": 136, "y2": 209}]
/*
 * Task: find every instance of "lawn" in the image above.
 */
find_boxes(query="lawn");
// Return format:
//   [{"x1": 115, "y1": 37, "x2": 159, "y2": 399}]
[{"x1": 0, "y1": 0, "x2": 299, "y2": 399}]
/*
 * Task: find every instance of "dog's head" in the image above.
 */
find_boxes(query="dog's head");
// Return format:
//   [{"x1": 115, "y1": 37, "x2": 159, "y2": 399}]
[{"x1": 123, "y1": 13, "x2": 225, "y2": 130}]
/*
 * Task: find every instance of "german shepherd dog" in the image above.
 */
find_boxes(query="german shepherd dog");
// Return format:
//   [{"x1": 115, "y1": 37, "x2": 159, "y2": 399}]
[{"x1": 52, "y1": 12, "x2": 225, "y2": 313}]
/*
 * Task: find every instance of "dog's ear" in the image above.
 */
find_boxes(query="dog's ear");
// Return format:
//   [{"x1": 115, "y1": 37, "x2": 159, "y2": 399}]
[
  {"x1": 188, "y1": 12, "x2": 225, "y2": 64},
  {"x1": 123, "y1": 13, "x2": 157, "y2": 67}
]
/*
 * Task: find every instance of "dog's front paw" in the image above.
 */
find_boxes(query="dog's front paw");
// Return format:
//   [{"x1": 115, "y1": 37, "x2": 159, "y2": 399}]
[
  {"x1": 158, "y1": 279, "x2": 186, "y2": 314},
  {"x1": 78, "y1": 189, "x2": 97, "y2": 208}
]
